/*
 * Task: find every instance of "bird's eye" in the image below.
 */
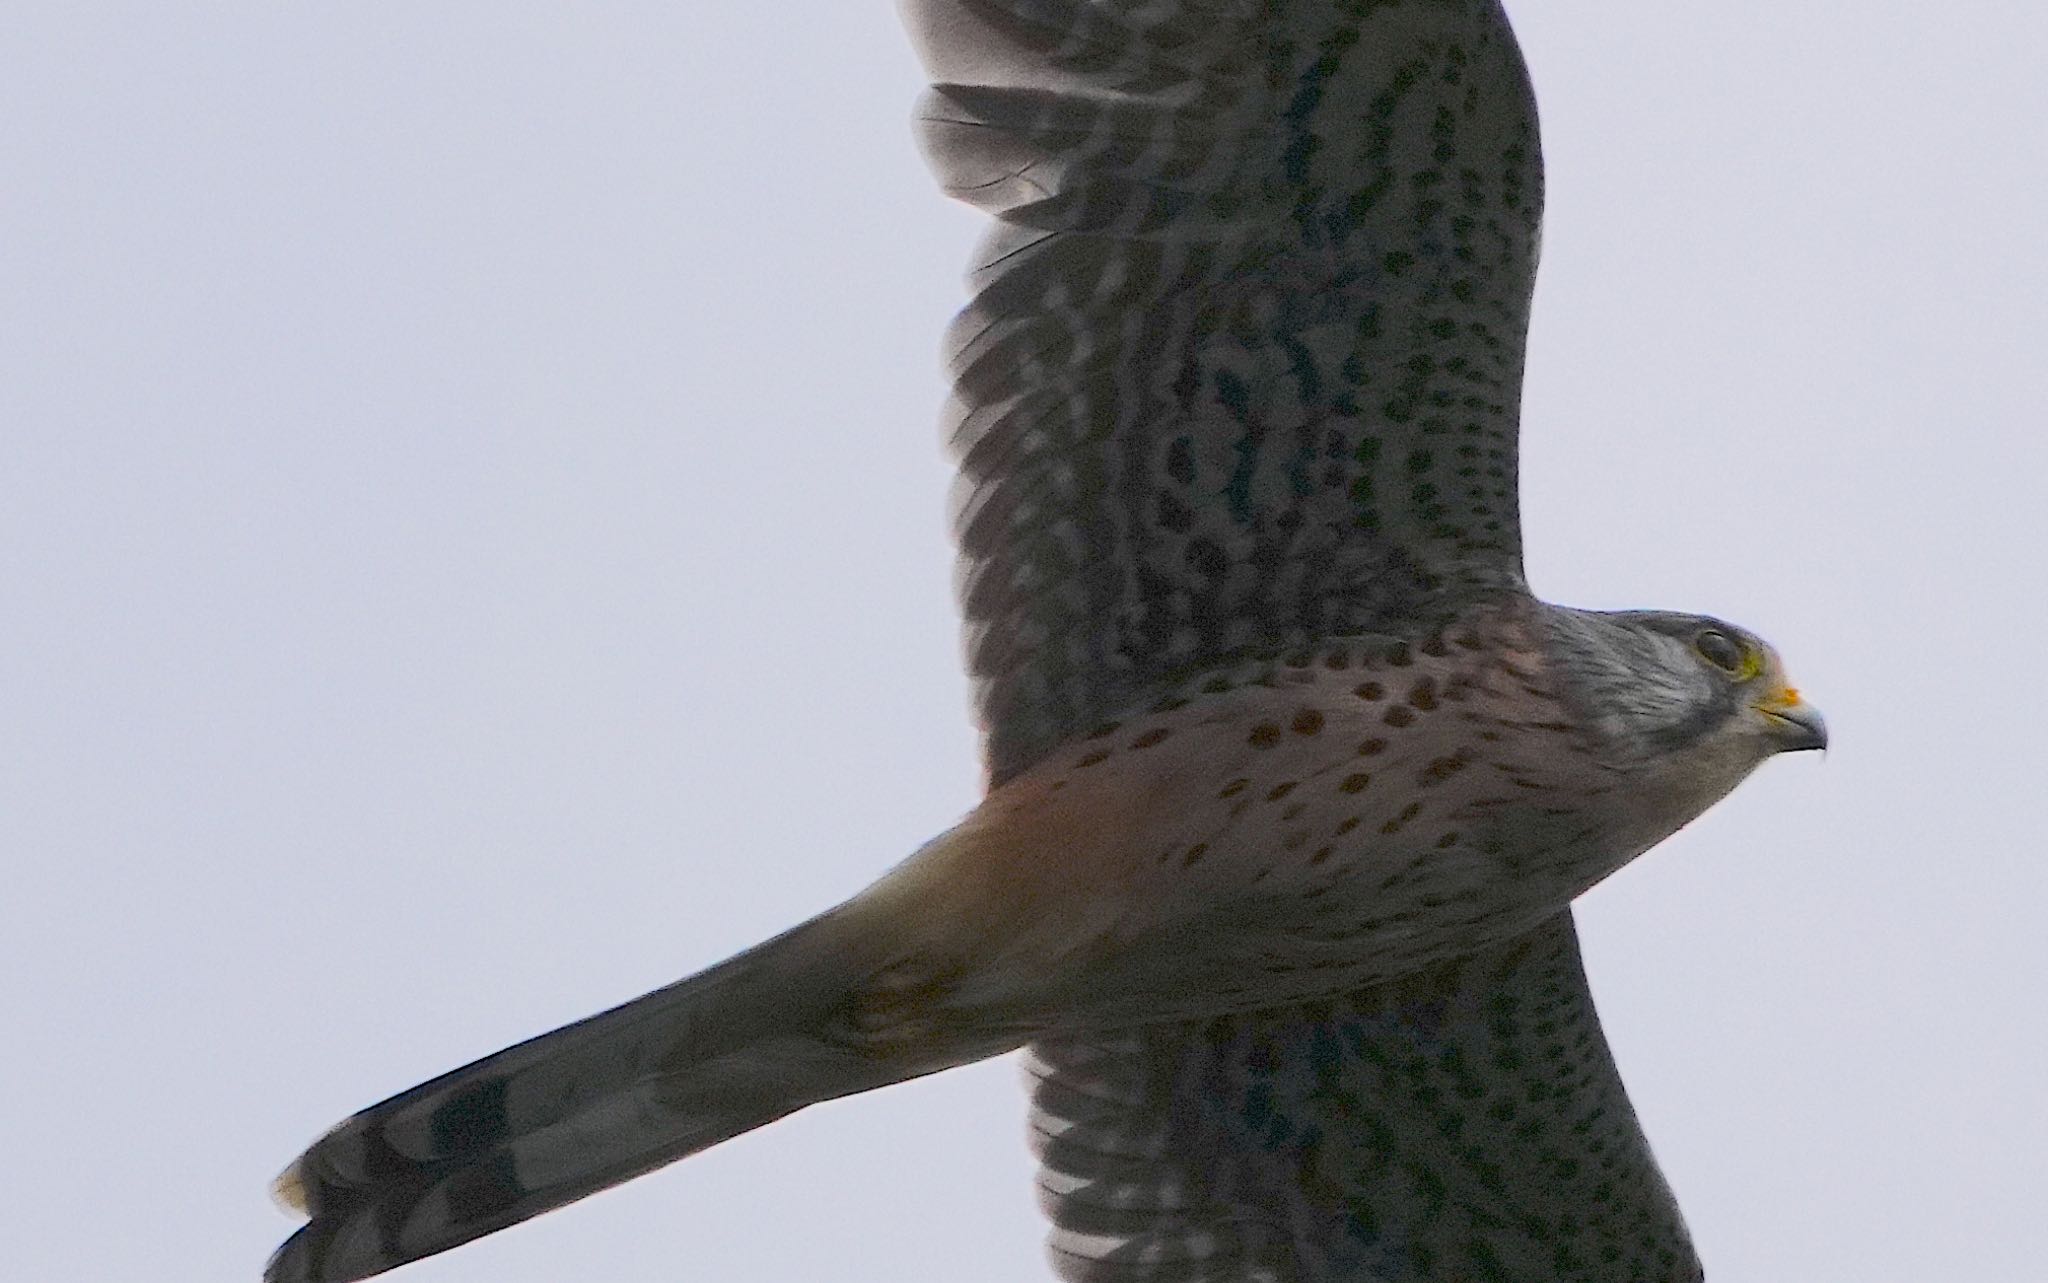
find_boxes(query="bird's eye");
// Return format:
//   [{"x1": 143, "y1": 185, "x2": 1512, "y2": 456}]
[{"x1": 1694, "y1": 629, "x2": 1751, "y2": 675}]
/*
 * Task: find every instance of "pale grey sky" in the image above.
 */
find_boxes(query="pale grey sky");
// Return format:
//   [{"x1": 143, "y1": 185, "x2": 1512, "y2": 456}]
[{"x1": 4, "y1": 4, "x2": 2044, "y2": 1281}]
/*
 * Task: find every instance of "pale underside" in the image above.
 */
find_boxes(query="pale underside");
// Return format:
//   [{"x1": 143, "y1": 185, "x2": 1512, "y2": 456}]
[{"x1": 906, "y1": 0, "x2": 1703, "y2": 1278}]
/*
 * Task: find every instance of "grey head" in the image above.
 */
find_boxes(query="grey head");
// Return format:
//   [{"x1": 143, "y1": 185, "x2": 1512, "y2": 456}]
[{"x1": 1539, "y1": 604, "x2": 1826, "y2": 804}]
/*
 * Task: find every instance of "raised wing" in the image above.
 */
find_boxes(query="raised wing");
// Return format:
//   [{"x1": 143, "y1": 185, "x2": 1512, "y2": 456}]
[
  {"x1": 907, "y1": 0, "x2": 1544, "y2": 780},
  {"x1": 1028, "y1": 911, "x2": 1702, "y2": 1283}
]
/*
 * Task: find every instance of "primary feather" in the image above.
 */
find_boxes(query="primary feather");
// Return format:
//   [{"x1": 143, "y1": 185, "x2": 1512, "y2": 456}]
[{"x1": 907, "y1": 0, "x2": 1543, "y2": 782}]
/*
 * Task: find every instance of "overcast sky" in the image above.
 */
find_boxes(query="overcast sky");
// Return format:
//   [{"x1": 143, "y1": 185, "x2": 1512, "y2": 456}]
[{"x1": 4, "y1": 4, "x2": 2045, "y2": 1281}]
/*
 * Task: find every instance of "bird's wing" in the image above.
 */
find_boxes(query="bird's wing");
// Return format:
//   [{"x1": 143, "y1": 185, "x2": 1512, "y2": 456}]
[
  {"x1": 1028, "y1": 910, "x2": 1702, "y2": 1283},
  {"x1": 907, "y1": 8, "x2": 1699, "y2": 1279},
  {"x1": 906, "y1": 0, "x2": 1544, "y2": 780}
]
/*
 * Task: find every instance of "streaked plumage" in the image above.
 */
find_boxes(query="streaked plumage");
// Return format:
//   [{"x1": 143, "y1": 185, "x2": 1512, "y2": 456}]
[
  {"x1": 267, "y1": 3, "x2": 1824, "y2": 1281},
  {"x1": 916, "y1": 0, "x2": 1541, "y2": 782},
  {"x1": 1027, "y1": 917, "x2": 1694, "y2": 1282}
]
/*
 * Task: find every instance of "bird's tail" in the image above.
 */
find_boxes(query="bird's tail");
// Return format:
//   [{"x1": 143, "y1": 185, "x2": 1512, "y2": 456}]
[{"x1": 265, "y1": 903, "x2": 1008, "y2": 1283}]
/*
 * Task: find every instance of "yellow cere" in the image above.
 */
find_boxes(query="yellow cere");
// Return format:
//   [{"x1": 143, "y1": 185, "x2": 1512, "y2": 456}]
[{"x1": 1758, "y1": 685, "x2": 1803, "y2": 712}]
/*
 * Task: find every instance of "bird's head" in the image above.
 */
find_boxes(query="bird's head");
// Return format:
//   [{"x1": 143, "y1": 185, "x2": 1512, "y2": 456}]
[{"x1": 1539, "y1": 606, "x2": 1826, "y2": 791}]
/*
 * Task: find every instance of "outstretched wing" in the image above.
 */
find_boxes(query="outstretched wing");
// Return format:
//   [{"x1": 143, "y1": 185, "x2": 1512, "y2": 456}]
[
  {"x1": 906, "y1": 6, "x2": 1697, "y2": 1280},
  {"x1": 907, "y1": 0, "x2": 1544, "y2": 780},
  {"x1": 1028, "y1": 911, "x2": 1702, "y2": 1283}
]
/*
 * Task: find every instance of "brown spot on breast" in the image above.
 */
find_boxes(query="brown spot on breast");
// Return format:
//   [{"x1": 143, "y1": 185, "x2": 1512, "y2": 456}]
[
  {"x1": 1380, "y1": 802, "x2": 1422, "y2": 835},
  {"x1": 1357, "y1": 738, "x2": 1387, "y2": 757},
  {"x1": 1267, "y1": 781, "x2": 1297, "y2": 802},
  {"x1": 1383, "y1": 706, "x2": 1416, "y2": 728},
  {"x1": 1130, "y1": 727, "x2": 1171, "y2": 749},
  {"x1": 1075, "y1": 749, "x2": 1110, "y2": 768},
  {"x1": 1355, "y1": 682, "x2": 1386, "y2": 701},
  {"x1": 1336, "y1": 816, "x2": 1362, "y2": 835},
  {"x1": 1435, "y1": 831, "x2": 1461, "y2": 849},
  {"x1": 1219, "y1": 778, "x2": 1249, "y2": 798},
  {"x1": 1292, "y1": 709, "x2": 1325, "y2": 736},
  {"x1": 1310, "y1": 846, "x2": 1335, "y2": 865},
  {"x1": 1339, "y1": 773, "x2": 1372, "y2": 794},
  {"x1": 1181, "y1": 843, "x2": 1209, "y2": 867},
  {"x1": 1420, "y1": 753, "x2": 1470, "y2": 784},
  {"x1": 1247, "y1": 723, "x2": 1282, "y2": 748},
  {"x1": 1407, "y1": 678, "x2": 1438, "y2": 710}
]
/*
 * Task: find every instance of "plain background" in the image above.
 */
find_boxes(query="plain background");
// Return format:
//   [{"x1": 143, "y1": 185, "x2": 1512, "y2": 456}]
[{"x1": 5, "y1": 3, "x2": 2044, "y2": 1280}]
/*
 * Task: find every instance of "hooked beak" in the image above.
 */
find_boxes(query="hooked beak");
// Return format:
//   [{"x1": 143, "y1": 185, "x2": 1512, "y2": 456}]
[{"x1": 1758, "y1": 696, "x2": 1828, "y2": 753}]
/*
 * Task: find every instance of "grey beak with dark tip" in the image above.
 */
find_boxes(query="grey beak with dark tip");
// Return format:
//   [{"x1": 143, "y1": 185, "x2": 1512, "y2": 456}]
[{"x1": 1761, "y1": 702, "x2": 1828, "y2": 753}]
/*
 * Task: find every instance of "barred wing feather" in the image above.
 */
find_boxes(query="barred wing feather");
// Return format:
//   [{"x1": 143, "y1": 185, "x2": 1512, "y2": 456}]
[
  {"x1": 1026, "y1": 913, "x2": 1702, "y2": 1282},
  {"x1": 906, "y1": 0, "x2": 1544, "y2": 781}
]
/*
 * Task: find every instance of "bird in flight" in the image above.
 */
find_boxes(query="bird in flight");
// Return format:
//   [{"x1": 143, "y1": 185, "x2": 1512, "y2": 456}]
[{"x1": 269, "y1": 2, "x2": 1825, "y2": 1280}]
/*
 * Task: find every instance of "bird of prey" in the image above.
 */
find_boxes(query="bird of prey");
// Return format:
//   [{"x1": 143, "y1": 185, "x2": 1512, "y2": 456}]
[{"x1": 268, "y1": 2, "x2": 1826, "y2": 1280}]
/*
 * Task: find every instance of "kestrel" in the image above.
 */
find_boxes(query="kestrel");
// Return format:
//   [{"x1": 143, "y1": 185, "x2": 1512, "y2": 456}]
[{"x1": 269, "y1": 2, "x2": 1826, "y2": 1281}]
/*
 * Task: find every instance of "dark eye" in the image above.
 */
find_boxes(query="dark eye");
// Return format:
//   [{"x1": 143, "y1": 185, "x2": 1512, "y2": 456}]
[{"x1": 1694, "y1": 629, "x2": 1746, "y2": 673}]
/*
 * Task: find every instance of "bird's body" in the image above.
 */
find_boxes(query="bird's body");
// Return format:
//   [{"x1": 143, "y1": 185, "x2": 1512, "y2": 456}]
[
  {"x1": 865, "y1": 601, "x2": 1779, "y2": 1034},
  {"x1": 269, "y1": 3, "x2": 1826, "y2": 1280}
]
